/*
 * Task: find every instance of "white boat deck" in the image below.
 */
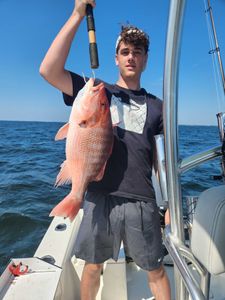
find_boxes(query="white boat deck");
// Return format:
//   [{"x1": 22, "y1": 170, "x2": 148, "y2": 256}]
[{"x1": 73, "y1": 249, "x2": 175, "y2": 300}]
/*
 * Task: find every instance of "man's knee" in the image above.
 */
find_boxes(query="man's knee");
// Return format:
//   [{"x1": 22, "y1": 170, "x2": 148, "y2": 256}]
[
  {"x1": 147, "y1": 265, "x2": 165, "y2": 282},
  {"x1": 83, "y1": 263, "x2": 103, "y2": 276}
]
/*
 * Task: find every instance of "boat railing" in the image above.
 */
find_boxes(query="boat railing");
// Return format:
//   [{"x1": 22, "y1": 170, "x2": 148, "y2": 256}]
[
  {"x1": 164, "y1": 226, "x2": 210, "y2": 300},
  {"x1": 179, "y1": 146, "x2": 222, "y2": 173},
  {"x1": 155, "y1": 134, "x2": 221, "y2": 299},
  {"x1": 155, "y1": 134, "x2": 222, "y2": 197},
  {"x1": 161, "y1": 0, "x2": 224, "y2": 299}
]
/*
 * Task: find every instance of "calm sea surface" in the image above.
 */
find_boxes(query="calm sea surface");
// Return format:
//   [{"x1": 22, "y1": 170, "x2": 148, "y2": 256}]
[{"x1": 0, "y1": 121, "x2": 223, "y2": 274}]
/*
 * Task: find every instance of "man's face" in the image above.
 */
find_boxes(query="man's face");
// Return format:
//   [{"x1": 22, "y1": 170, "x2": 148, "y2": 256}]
[{"x1": 115, "y1": 42, "x2": 148, "y2": 80}]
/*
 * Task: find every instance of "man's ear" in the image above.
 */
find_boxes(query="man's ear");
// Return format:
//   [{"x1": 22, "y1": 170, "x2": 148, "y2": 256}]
[
  {"x1": 115, "y1": 54, "x2": 119, "y2": 66},
  {"x1": 142, "y1": 53, "x2": 148, "y2": 71}
]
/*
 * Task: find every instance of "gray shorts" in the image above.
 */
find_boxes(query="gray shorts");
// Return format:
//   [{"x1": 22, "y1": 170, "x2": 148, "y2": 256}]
[{"x1": 74, "y1": 191, "x2": 163, "y2": 271}]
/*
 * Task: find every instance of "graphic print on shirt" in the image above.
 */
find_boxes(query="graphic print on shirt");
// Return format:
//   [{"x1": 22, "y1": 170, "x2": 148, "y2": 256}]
[{"x1": 110, "y1": 95, "x2": 147, "y2": 134}]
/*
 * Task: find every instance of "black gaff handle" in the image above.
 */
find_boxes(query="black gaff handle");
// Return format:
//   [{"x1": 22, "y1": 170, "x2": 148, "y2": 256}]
[{"x1": 86, "y1": 4, "x2": 99, "y2": 69}]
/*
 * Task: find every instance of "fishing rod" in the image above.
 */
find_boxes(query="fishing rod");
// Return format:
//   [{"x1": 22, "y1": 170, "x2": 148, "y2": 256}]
[
  {"x1": 204, "y1": 0, "x2": 225, "y2": 181},
  {"x1": 205, "y1": 0, "x2": 225, "y2": 93},
  {"x1": 86, "y1": 4, "x2": 99, "y2": 69}
]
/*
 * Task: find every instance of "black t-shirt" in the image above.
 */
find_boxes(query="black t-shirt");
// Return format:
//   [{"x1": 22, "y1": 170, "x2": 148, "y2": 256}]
[{"x1": 63, "y1": 72, "x2": 163, "y2": 202}]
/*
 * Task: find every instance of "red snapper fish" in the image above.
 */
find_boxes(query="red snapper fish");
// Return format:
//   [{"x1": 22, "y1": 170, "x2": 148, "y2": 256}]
[{"x1": 50, "y1": 78, "x2": 113, "y2": 221}]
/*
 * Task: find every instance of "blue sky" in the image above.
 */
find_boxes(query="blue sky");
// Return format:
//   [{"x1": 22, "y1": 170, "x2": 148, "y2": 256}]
[{"x1": 0, "y1": 0, "x2": 224, "y2": 125}]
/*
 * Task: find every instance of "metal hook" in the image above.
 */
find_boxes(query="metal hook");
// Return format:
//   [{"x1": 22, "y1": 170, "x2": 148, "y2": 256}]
[
  {"x1": 82, "y1": 70, "x2": 96, "y2": 83},
  {"x1": 82, "y1": 72, "x2": 88, "y2": 84}
]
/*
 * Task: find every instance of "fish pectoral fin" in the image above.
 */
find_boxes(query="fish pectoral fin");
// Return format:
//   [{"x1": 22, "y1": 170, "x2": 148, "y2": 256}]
[
  {"x1": 94, "y1": 162, "x2": 107, "y2": 181},
  {"x1": 55, "y1": 123, "x2": 69, "y2": 140},
  {"x1": 55, "y1": 161, "x2": 72, "y2": 187}
]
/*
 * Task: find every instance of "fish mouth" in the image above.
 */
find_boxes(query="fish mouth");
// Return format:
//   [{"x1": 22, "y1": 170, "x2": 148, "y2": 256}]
[
  {"x1": 97, "y1": 82, "x2": 105, "y2": 91},
  {"x1": 91, "y1": 81, "x2": 104, "y2": 92},
  {"x1": 84, "y1": 82, "x2": 108, "y2": 116},
  {"x1": 95, "y1": 82, "x2": 106, "y2": 96}
]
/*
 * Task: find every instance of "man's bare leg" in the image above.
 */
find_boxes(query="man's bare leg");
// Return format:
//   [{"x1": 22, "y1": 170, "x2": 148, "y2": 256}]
[
  {"x1": 147, "y1": 265, "x2": 171, "y2": 300},
  {"x1": 81, "y1": 262, "x2": 103, "y2": 300}
]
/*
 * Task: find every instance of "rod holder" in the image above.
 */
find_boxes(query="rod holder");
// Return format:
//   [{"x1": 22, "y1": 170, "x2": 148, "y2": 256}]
[{"x1": 217, "y1": 112, "x2": 225, "y2": 142}]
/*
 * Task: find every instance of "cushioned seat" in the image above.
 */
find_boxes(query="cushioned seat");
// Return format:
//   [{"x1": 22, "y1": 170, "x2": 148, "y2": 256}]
[{"x1": 191, "y1": 185, "x2": 225, "y2": 275}]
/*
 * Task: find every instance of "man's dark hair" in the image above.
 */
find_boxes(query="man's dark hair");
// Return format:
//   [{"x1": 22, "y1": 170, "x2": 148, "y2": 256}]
[{"x1": 116, "y1": 25, "x2": 150, "y2": 54}]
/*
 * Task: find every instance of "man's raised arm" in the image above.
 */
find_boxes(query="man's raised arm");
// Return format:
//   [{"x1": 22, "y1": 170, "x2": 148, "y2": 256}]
[{"x1": 39, "y1": 0, "x2": 96, "y2": 96}]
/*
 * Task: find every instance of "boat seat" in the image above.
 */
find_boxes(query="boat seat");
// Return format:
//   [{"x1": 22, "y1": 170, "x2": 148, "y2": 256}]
[{"x1": 191, "y1": 185, "x2": 225, "y2": 275}]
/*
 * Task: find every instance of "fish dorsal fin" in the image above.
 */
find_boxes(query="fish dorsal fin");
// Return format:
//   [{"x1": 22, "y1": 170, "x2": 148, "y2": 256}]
[{"x1": 55, "y1": 123, "x2": 69, "y2": 140}]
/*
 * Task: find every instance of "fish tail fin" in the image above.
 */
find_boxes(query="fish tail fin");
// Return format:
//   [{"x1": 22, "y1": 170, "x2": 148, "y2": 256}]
[{"x1": 49, "y1": 193, "x2": 81, "y2": 221}]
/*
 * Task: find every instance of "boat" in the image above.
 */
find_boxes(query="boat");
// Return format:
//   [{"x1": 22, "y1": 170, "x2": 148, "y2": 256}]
[{"x1": 0, "y1": 0, "x2": 225, "y2": 299}]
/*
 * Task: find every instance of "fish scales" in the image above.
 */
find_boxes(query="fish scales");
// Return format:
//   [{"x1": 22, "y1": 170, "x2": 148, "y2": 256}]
[{"x1": 75, "y1": 127, "x2": 112, "y2": 180}]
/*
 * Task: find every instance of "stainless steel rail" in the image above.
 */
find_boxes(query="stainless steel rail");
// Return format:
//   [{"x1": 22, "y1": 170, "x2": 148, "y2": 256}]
[
  {"x1": 155, "y1": 138, "x2": 218, "y2": 298},
  {"x1": 163, "y1": 0, "x2": 185, "y2": 243},
  {"x1": 163, "y1": 0, "x2": 186, "y2": 298},
  {"x1": 155, "y1": 135, "x2": 221, "y2": 190},
  {"x1": 162, "y1": 0, "x2": 218, "y2": 299},
  {"x1": 179, "y1": 146, "x2": 221, "y2": 173},
  {"x1": 164, "y1": 226, "x2": 208, "y2": 300}
]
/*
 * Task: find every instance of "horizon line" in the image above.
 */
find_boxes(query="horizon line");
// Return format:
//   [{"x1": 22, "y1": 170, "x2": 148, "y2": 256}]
[{"x1": 0, "y1": 119, "x2": 218, "y2": 127}]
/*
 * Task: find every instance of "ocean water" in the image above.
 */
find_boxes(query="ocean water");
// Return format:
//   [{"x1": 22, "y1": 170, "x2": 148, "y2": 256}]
[{"x1": 0, "y1": 121, "x2": 223, "y2": 274}]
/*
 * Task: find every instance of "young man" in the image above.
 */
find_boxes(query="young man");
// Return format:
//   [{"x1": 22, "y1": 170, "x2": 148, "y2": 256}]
[{"x1": 40, "y1": 0, "x2": 171, "y2": 299}]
